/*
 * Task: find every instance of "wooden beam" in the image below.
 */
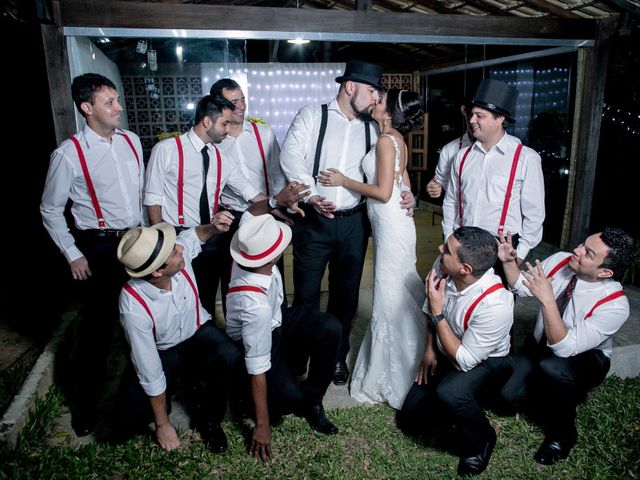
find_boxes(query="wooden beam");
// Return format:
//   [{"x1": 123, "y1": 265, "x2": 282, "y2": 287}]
[
  {"x1": 520, "y1": 0, "x2": 581, "y2": 18},
  {"x1": 42, "y1": 1, "x2": 75, "y2": 144},
  {"x1": 60, "y1": 0, "x2": 597, "y2": 44},
  {"x1": 356, "y1": 0, "x2": 373, "y2": 10},
  {"x1": 599, "y1": 0, "x2": 640, "y2": 15},
  {"x1": 563, "y1": 16, "x2": 618, "y2": 248}
]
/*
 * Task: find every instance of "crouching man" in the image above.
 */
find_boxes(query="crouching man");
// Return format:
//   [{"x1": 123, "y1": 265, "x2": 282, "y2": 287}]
[
  {"x1": 497, "y1": 227, "x2": 635, "y2": 465},
  {"x1": 113, "y1": 212, "x2": 241, "y2": 452},
  {"x1": 226, "y1": 212, "x2": 342, "y2": 463},
  {"x1": 399, "y1": 226, "x2": 514, "y2": 476}
]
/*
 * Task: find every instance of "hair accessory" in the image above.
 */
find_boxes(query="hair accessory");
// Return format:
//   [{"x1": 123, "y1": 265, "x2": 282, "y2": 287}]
[{"x1": 397, "y1": 90, "x2": 406, "y2": 114}]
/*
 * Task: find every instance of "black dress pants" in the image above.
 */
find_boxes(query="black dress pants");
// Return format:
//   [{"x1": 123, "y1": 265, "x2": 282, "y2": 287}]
[
  {"x1": 115, "y1": 322, "x2": 242, "y2": 432},
  {"x1": 292, "y1": 207, "x2": 368, "y2": 362},
  {"x1": 71, "y1": 232, "x2": 128, "y2": 416},
  {"x1": 192, "y1": 234, "x2": 227, "y2": 317},
  {"x1": 498, "y1": 343, "x2": 610, "y2": 440},
  {"x1": 399, "y1": 355, "x2": 513, "y2": 457}
]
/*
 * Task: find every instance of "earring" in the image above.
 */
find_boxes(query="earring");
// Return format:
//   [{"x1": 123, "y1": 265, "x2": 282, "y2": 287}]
[{"x1": 383, "y1": 117, "x2": 390, "y2": 126}]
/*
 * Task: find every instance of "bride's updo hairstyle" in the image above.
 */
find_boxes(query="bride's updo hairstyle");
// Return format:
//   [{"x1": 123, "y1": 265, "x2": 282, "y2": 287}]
[{"x1": 385, "y1": 89, "x2": 425, "y2": 136}]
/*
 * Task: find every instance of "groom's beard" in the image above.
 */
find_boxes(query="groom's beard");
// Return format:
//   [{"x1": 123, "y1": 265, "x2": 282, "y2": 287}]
[
  {"x1": 351, "y1": 97, "x2": 374, "y2": 122},
  {"x1": 355, "y1": 110, "x2": 373, "y2": 122}
]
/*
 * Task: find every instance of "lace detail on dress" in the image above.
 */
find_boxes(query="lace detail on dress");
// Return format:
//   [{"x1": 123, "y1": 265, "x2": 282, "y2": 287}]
[{"x1": 350, "y1": 135, "x2": 426, "y2": 410}]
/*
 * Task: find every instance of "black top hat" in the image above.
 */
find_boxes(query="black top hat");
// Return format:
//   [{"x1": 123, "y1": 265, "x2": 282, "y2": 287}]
[
  {"x1": 471, "y1": 79, "x2": 519, "y2": 122},
  {"x1": 335, "y1": 60, "x2": 383, "y2": 90}
]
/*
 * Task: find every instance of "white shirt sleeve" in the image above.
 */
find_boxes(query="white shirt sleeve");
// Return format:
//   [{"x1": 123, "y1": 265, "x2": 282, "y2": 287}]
[
  {"x1": 143, "y1": 142, "x2": 170, "y2": 208},
  {"x1": 120, "y1": 308, "x2": 167, "y2": 397},
  {"x1": 265, "y1": 126, "x2": 287, "y2": 195},
  {"x1": 279, "y1": 106, "x2": 320, "y2": 199},
  {"x1": 434, "y1": 143, "x2": 452, "y2": 190},
  {"x1": 551, "y1": 297, "x2": 629, "y2": 358},
  {"x1": 40, "y1": 147, "x2": 83, "y2": 263},
  {"x1": 238, "y1": 297, "x2": 273, "y2": 375},
  {"x1": 515, "y1": 148, "x2": 545, "y2": 259},
  {"x1": 442, "y1": 155, "x2": 459, "y2": 240}
]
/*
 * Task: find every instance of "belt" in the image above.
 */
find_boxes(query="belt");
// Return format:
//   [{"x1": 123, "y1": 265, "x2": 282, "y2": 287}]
[
  {"x1": 174, "y1": 226, "x2": 190, "y2": 233},
  {"x1": 77, "y1": 228, "x2": 129, "y2": 238},
  {"x1": 332, "y1": 202, "x2": 366, "y2": 218}
]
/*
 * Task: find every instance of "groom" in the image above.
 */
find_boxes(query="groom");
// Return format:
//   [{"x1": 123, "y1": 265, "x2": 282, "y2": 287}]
[{"x1": 279, "y1": 60, "x2": 415, "y2": 385}]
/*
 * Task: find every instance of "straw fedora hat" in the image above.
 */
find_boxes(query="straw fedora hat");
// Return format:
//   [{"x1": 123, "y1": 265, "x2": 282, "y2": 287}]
[
  {"x1": 117, "y1": 222, "x2": 177, "y2": 278},
  {"x1": 230, "y1": 214, "x2": 292, "y2": 268}
]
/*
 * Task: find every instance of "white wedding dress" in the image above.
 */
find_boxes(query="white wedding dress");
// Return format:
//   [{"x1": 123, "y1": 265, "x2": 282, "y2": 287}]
[{"x1": 350, "y1": 134, "x2": 427, "y2": 410}]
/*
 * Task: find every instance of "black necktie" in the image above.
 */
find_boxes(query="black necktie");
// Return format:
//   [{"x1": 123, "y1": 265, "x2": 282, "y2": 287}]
[{"x1": 199, "y1": 146, "x2": 210, "y2": 225}]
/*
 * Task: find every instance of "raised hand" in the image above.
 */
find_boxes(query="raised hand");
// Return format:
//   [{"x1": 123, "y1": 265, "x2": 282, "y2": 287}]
[
  {"x1": 426, "y1": 269, "x2": 446, "y2": 315},
  {"x1": 497, "y1": 232, "x2": 518, "y2": 263},
  {"x1": 522, "y1": 259, "x2": 556, "y2": 305}
]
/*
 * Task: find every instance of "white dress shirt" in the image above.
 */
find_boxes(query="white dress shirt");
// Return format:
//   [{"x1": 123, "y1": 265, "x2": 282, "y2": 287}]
[
  {"x1": 442, "y1": 132, "x2": 545, "y2": 260},
  {"x1": 219, "y1": 120, "x2": 286, "y2": 212},
  {"x1": 279, "y1": 97, "x2": 378, "y2": 210},
  {"x1": 144, "y1": 129, "x2": 260, "y2": 226},
  {"x1": 434, "y1": 132, "x2": 473, "y2": 192},
  {"x1": 40, "y1": 125, "x2": 145, "y2": 263},
  {"x1": 225, "y1": 262, "x2": 284, "y2": 375},
  {"x1": 424, "y1": 268, "x2": 514, "y2": 372},
  {"x1": 512, "y1": 252, "x2": 629, "y2": 358},
  {"x1": 119, "y1": 228, "x2": 211, "y2": 397}
]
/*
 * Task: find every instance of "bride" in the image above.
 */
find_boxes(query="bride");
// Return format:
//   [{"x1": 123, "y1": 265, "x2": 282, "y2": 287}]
[{"x1": 317, "y1": 89, "x2": 426, "y2": 409}]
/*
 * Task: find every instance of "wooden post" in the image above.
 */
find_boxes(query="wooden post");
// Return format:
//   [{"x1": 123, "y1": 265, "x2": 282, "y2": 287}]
[
  {"x1": 561, "y1": 16, "x2": 618, "y2": 249},
  {"x1": 41, "y1": 0, "x2": 74, "y2": 144}
]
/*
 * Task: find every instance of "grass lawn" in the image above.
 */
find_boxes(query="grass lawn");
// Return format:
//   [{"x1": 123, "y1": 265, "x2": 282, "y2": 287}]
[{"x1": 2, "y1": 376, "x2": 639, "y2": 479}]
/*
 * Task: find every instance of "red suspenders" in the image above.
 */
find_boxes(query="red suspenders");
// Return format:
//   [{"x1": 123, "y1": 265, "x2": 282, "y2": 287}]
[
  {"x1": 547, "y1": 256, "x2": 571, "y2": 279},
  {"x1": 69, "y1": 130, "x2": 140, "y2": 229},
  {"x1": 251, "y1": 122, "x2": 270, "y2": 196},
  {"x1": 463, "y1": 283, "x2": 504, "y2": 331},
  {"x1": 175, "y1": 136, "x2": 223, "y2": 224},
  {"x1": 584, "y1": 291, "x2": 625, "y2": 320},
  {"x1": 227, "y1": 285, "x2": 267, "y2": 295},
  {"x1": 457, "y1": 144, "x2": 523, "y2": 235},
  {"x1": 123, "y1": 267, "x2": 201, "y2": 341}
]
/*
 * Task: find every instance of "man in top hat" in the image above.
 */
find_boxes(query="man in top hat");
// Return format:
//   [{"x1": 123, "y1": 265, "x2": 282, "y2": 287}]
[
  {"x1": 497, "y1": 227, "x2": 635, "y2": 465},
  {"x1": 113, "y1": 182, "x2": 308, "y2": 452},
  {"x1": 442, "y1": 79, "x2": 545, "y2": 272},
  {"x1": 144, "y1": 94, "x2": 267, "y2": 316},
  {"x1": 226, "y1": 212, "x2": 342, "y2": 463},
  {"x1": 40, "y1": 73, "x2": 145, "y2": 436},
  {"x1": 279, "y1": 60, "x2": 415, "y2": 385}
]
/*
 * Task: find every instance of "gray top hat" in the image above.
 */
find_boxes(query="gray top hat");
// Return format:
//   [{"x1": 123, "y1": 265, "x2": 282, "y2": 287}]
[
  {"x1": 335, "y1": 60, "x2": 383, "y2": 90},
  {"x1": 471, "y1": 79, "x2": 519, "y2": 122}
]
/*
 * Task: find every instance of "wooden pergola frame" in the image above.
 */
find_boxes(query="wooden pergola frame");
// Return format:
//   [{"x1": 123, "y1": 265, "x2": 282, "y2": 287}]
[{"x1": 43, "y1": 0, "x2": 620, "y2": 249}]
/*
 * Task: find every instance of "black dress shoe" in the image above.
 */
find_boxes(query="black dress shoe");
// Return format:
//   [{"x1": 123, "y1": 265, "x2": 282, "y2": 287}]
[
  {"x1": 333, "y1": 361, "x2": 349, "y2": 386},
  {"x1": 534, "y1": 436, "x2": 576, "y2": 465},
  {"x1": 200, "y1": 422, "x2": 228, "y2": 453},
  {"x1": 71, "y1": 410, "x2": 96, "y2": 437},
  {"x1": 457, "y1": 431, "x2": 496, "y2": 476},
  {"x1": 305, "y1": 403, "x2": 339, "y2": 435}
]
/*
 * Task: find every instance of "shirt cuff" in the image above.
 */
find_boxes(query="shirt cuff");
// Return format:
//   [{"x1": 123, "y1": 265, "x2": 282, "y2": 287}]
[
  {"x1": 455, "y1": 345, "x2": 480, "y2": 372},
  {"x1": 245, "y1": 354, "x2": 271, "y2": 376},
  {"x1": 143, "y1": 193, "x2": 163, "y2": 206},
  {"x1": 65, "y1": 245, "x2": 84, "y2": 263},
  {"x1": 140, "y1": 373, "x2": 167, "y2": 397}
]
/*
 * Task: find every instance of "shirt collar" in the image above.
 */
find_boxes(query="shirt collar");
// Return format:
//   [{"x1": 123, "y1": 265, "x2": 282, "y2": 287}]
[
  {"x1": 328, "y1": 97, "x2": 361, "y2": 122},
  {"x1": 82, "y1": 124, "x2": 114, "y2": 148},
  {"x1": 129, "y1": 277, "x2": 165, "y2": 302},
  {"x1": 575, "y1": 277, "x2": 620, "y2": 294},
  {"x1": 187, "y1": 128, "x2": 208, "y2": 154},
  {"x1": 446, "y1": 268, "x2": 497, "y2": 296},
  {"x1": 235, "y1": 264, "x2": 274, "y2": 290}
]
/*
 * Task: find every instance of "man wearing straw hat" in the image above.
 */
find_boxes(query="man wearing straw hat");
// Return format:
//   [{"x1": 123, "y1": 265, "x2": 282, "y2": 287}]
[
  {"x1": 226, "y1": 213, "x2": 341, "y2": 462},
  {"x1": 113, "y1": 182, "x2": 309, "y2": 452}
]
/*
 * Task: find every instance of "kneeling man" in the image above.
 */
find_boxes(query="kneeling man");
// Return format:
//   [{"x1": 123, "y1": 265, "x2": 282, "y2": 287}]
[
  {"x1": 226, "y1": 213, "x2": 341, "y2": 462},
  {"x1": 498, "y1": 227, "x2": 635, "y2": 465},
  {"x1": 399, "y1": 226, "x2": 514, "y2": 476},
  {"x1": 114, "y1": 212, "x2": 241, "y2": 452}
]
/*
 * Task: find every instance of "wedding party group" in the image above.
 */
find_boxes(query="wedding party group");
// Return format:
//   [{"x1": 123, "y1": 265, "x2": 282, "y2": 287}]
[{"x1": 41, "y1": 59, "x2": 635, "y2": 476}]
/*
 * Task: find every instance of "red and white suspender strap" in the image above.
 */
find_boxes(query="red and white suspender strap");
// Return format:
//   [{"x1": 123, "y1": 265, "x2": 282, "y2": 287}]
[
  {"x1": 463, "y1": 283, "x2": 504, "y2": 331},
  {"x1": 457, "y1": 144, "x2": 523, "y2": 235},
  {"x1": 175, "y1": 137, "x2": 223, "y2": 224},
  {"x1": 227, "y1": 285, "x2": 267, "y2": 295},
  {"x1": 497, "y1": 144, "x2": 523, "y2": 236},
  {"x1": 70, "y1": 133, "x2": 140, "y2": 229},
  {"x1": 546, "y1": 256, "x2": 571, "y2": 279},
  {"x1": 584, "y1": 290, "x2": 625, "y2": 320},
  {"x1": 123, "y1": 269, "x2": 202, "y2": 341},
  {"x1": 251, "y1": 122, "x2": 270, "y2": 196},
  {"x1": 123, "y1": 283, "x2": 157, "y2": 341},
  {"x1": 181, "y1": 268, "x2": 201, "y2": 328},
  {"x1": 175, "y1": 136, "x2": 186, "y2": 225}
]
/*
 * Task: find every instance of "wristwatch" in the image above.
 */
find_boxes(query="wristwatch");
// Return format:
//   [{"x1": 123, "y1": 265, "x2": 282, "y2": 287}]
[
  {"x1": 268, "y1": 195, "x2": 279, "y2": 209},
  {"x1": 426, "y1": 312, "x2": 445, "y2": 329}
]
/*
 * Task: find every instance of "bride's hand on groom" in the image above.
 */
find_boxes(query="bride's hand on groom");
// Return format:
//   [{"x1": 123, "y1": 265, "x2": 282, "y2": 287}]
[{"x1": 317, "y1": 168, "x2": 346, "y2": 187}]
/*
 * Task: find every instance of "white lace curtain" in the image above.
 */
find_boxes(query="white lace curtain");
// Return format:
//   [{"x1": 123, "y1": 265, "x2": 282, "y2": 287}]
[{"x1": 202, "y1": 62, "x2": 344, "y2": 144}]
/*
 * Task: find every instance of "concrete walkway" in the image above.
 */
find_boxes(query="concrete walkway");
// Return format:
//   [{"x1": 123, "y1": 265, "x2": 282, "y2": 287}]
[{"x1": 2, "y1": 208, "x2": 639, "y2": 447}]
